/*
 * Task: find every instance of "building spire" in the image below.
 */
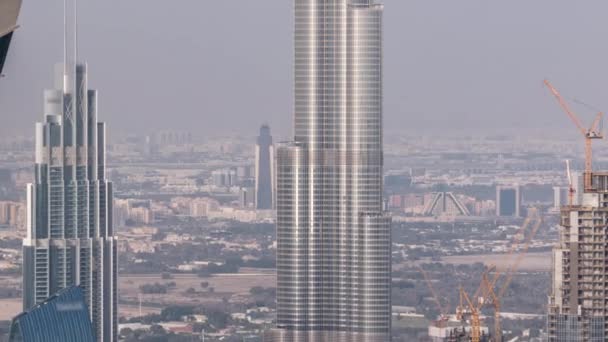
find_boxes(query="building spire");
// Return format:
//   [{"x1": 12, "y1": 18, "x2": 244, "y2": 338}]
[
  {"x1": 63, "y1": 0, "x2": 78, "y2": 93},
  {"x1": 63, "y1": 0, "x2": 67, "y2": 91}
]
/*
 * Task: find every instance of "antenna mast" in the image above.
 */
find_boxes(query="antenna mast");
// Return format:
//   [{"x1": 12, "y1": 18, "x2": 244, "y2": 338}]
[{"x1": 63, "y1": 0, "x2": 78, "y2": 93}]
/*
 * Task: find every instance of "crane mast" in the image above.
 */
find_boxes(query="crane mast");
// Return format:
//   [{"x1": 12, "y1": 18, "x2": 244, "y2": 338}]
[{"x1": 544, "y1": 80, "x2": 603, "y2": 191}]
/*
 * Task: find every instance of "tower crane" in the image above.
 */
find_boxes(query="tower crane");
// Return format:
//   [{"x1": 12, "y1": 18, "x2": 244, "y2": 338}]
[
  {"x1": 457, "y1": 209, "x2": 541, "y2": 342},
  {"x1": 483, "y1": 210, "x2": 543, "y2": 341},
  {"x1": 418, "y1": 266, "x2": 450, "y2": 327},
  {"x1": 458, "y1": 286, "x2": 482, "y2": 342},
  {"x1": 544, "y1": 80, "x2": 603, "y2": 191},
  {"x1": 457, "y1": 267, "x2": 496, "y2": 342}
]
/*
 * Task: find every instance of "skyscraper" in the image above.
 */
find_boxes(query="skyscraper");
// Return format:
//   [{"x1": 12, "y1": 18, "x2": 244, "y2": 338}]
[
  {"x1": 552, "y1": 186, "x2": 569, "y2": 210},
  {"x1": 496, "y1": 185, "x2": 521, "y2": 217},
  {"x1": 22, "y1": 46, "x2": 118, "y2": 342},
  {"x1": 548, "y1": 173, "x2": 608, "y2": 340},
  {"x1": 269, "y1": 1, "x2": 391, "y2": 341},
  {"x1": 255, "y1": 124, "x2": 274, "y2": 210},
  {"x1": 0, "y1": 0, "x2": 22, "y2": 75},
  {"x1": 9, "y1": 286, "x2": 95, "y2": 342}
]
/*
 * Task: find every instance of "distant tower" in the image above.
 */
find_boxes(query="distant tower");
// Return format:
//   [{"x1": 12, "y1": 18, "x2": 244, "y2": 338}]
[
  {"x1": 22, "y1": 2, "x2": 117, "y2": 341},
  {"x1": 552, "y1": 186, "x2": 569, "y2": 209},
  {"x1": 496, "y1": 185, "x2": 521, "y2": 217},
  {"x1": 423, "y1": 192, "x2": 470, "y2": 217},
  {"x1": 254, "y1": 124, "x2": 274, "y2": 210}
]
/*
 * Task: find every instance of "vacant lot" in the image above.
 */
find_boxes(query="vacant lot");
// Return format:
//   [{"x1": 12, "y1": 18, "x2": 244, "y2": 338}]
[
  {"x1": 0, "y1": 268, "x2": 277, "y2": 321},
  {"x1": 119, "y1": 268, "x2": 276, "y2": 311},
  {"x1": 0, "y1": 298, "x2": 21, "y2": 321},
  {"x1": 441, "y1": 251, "x2": 551, "y2": 271}
]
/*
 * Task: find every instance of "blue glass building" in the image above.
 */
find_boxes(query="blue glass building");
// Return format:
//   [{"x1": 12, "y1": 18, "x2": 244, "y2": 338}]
[{"x1": 9, "y1": 286, "x2": 95, "y2": 342}]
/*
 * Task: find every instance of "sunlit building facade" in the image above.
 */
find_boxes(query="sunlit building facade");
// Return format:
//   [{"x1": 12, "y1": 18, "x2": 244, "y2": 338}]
[
  {"x1": 268, "y1": 1, "x2": 391, "y2": 341},
  {"x1": 22, "y1": 63, "x2": 117, "y2": 342}
]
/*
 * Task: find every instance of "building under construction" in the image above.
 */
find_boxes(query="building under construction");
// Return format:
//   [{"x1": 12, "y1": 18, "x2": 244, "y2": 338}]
[
  {"x1": 548, "y1": 172, "x2": 608, "y2": 340},
  {"x1": 427, "y1": 319, "x2": 490, "y2": 342},
  {"x1": 544, "y1": 80, "x2": 608, "y2": 341}
]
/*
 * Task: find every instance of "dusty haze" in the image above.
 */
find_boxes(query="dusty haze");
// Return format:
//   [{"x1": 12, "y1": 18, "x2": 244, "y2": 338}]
[{"x1": 0, "y1": 0, "x2": 607, "y2": 139}]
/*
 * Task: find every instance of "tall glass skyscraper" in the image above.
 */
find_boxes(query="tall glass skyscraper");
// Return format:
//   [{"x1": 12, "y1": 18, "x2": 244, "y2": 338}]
[
  {"x1": 255, "y1": 124, "x2": 274, "y2": 210},
  {"x1": 269, "y1": 1, "x2": 391, "y2": 341},
  {"x1": 9, "y1": 286, "x2": 95, "y2": 342},
  {"x1": 22, "y1": 62, "x2": 117, "y2": 342}
]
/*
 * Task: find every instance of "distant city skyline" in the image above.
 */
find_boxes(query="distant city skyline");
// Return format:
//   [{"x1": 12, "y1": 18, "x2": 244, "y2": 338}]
[{"x1": 2, "y1": 1, "x2": 608, "y2": 139}]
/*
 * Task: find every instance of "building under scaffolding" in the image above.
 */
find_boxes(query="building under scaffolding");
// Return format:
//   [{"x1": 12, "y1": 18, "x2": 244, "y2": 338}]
[{"x1": 548, "y1": 172, "x2": 608, "y2": 341}]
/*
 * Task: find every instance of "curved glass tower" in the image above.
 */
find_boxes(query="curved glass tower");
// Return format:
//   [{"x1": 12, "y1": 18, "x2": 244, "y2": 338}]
[
  {"x1": 9, "y1": 286, "x2": 95, "y2": 342},
  {"x1": 22, "y1": 63, "x2": 118, "y2": 342},
  {"x1": 270, "y1": 1, "x2": 391, "y2": 341}
]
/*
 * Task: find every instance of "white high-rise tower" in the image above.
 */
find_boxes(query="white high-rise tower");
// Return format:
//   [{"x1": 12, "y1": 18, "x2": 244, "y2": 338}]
[
  {"x1": 22, "y1": 2, "x2": 117, "y2": 341},
  {"x1": 268, "y1": 1, "x2": 391, "y2": 341}
]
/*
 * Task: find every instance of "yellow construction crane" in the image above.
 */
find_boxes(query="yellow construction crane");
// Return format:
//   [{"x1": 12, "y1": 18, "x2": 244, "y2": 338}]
[
  {"x1": 457, "y1": 268, "x2": 492, "y2": 342},
  {"x1": 544, "y1": 80, "x2": 603, "y2": 190},
  {"x1": 418, "y1": 266, "x2": 450, "y2": 327},
  {"x1": 458, "y1": 285, "x2": 481, "y2": 342},
  {"x1": 483, "y1": 210, "x2": 543, "y2": 341},
  {"x1": 457, "y1": 209, "x2": 542, "y2": 342}
]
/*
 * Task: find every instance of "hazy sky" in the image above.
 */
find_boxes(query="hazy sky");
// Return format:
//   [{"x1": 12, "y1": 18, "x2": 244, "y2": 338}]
[{"x1": 1, "y1": 0, "x2": 608, "y2": 140}]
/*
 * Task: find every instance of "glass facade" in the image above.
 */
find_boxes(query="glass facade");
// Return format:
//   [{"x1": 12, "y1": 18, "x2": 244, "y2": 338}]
[
  {"x1": 271, "y1": 1, "x2": 391, "y2": 341},
  {"x1": 548, "y1": 314, "x2": 605, "y2": 342},
  {"x1": 23, "y1": 63, "x2": 117, "y2": 342},
  {"x1": 9, "y1": 286, "x2": 95, "y2": 342}
]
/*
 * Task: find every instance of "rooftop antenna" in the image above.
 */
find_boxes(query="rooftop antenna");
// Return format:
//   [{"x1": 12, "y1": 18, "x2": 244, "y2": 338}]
[
  {"x1": 62, "y1": 0, "x2": 78, "y2": 93},
  {"x1": 74, "y1": 0, "x2": 78, "y2": 63},
  {"x1": 63, "y1": 0, "x2": 67, "y2": 92}
]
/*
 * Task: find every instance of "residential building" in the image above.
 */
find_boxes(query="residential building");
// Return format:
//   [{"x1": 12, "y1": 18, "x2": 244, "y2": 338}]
[{"x1": 548, "y1": 172, "x2": 608, "y2": 340}]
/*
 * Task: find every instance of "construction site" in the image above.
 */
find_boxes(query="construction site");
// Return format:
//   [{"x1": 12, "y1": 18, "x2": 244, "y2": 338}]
[
  {"x1": 417, "y1": 80, "x2": 607, "y2": 342},
  {"x1": 545, "y1": 80, "x2": 608, "y2": 340},
  {"x1": 419, "y1": 207, "x2": 543, "y2": 342}
]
